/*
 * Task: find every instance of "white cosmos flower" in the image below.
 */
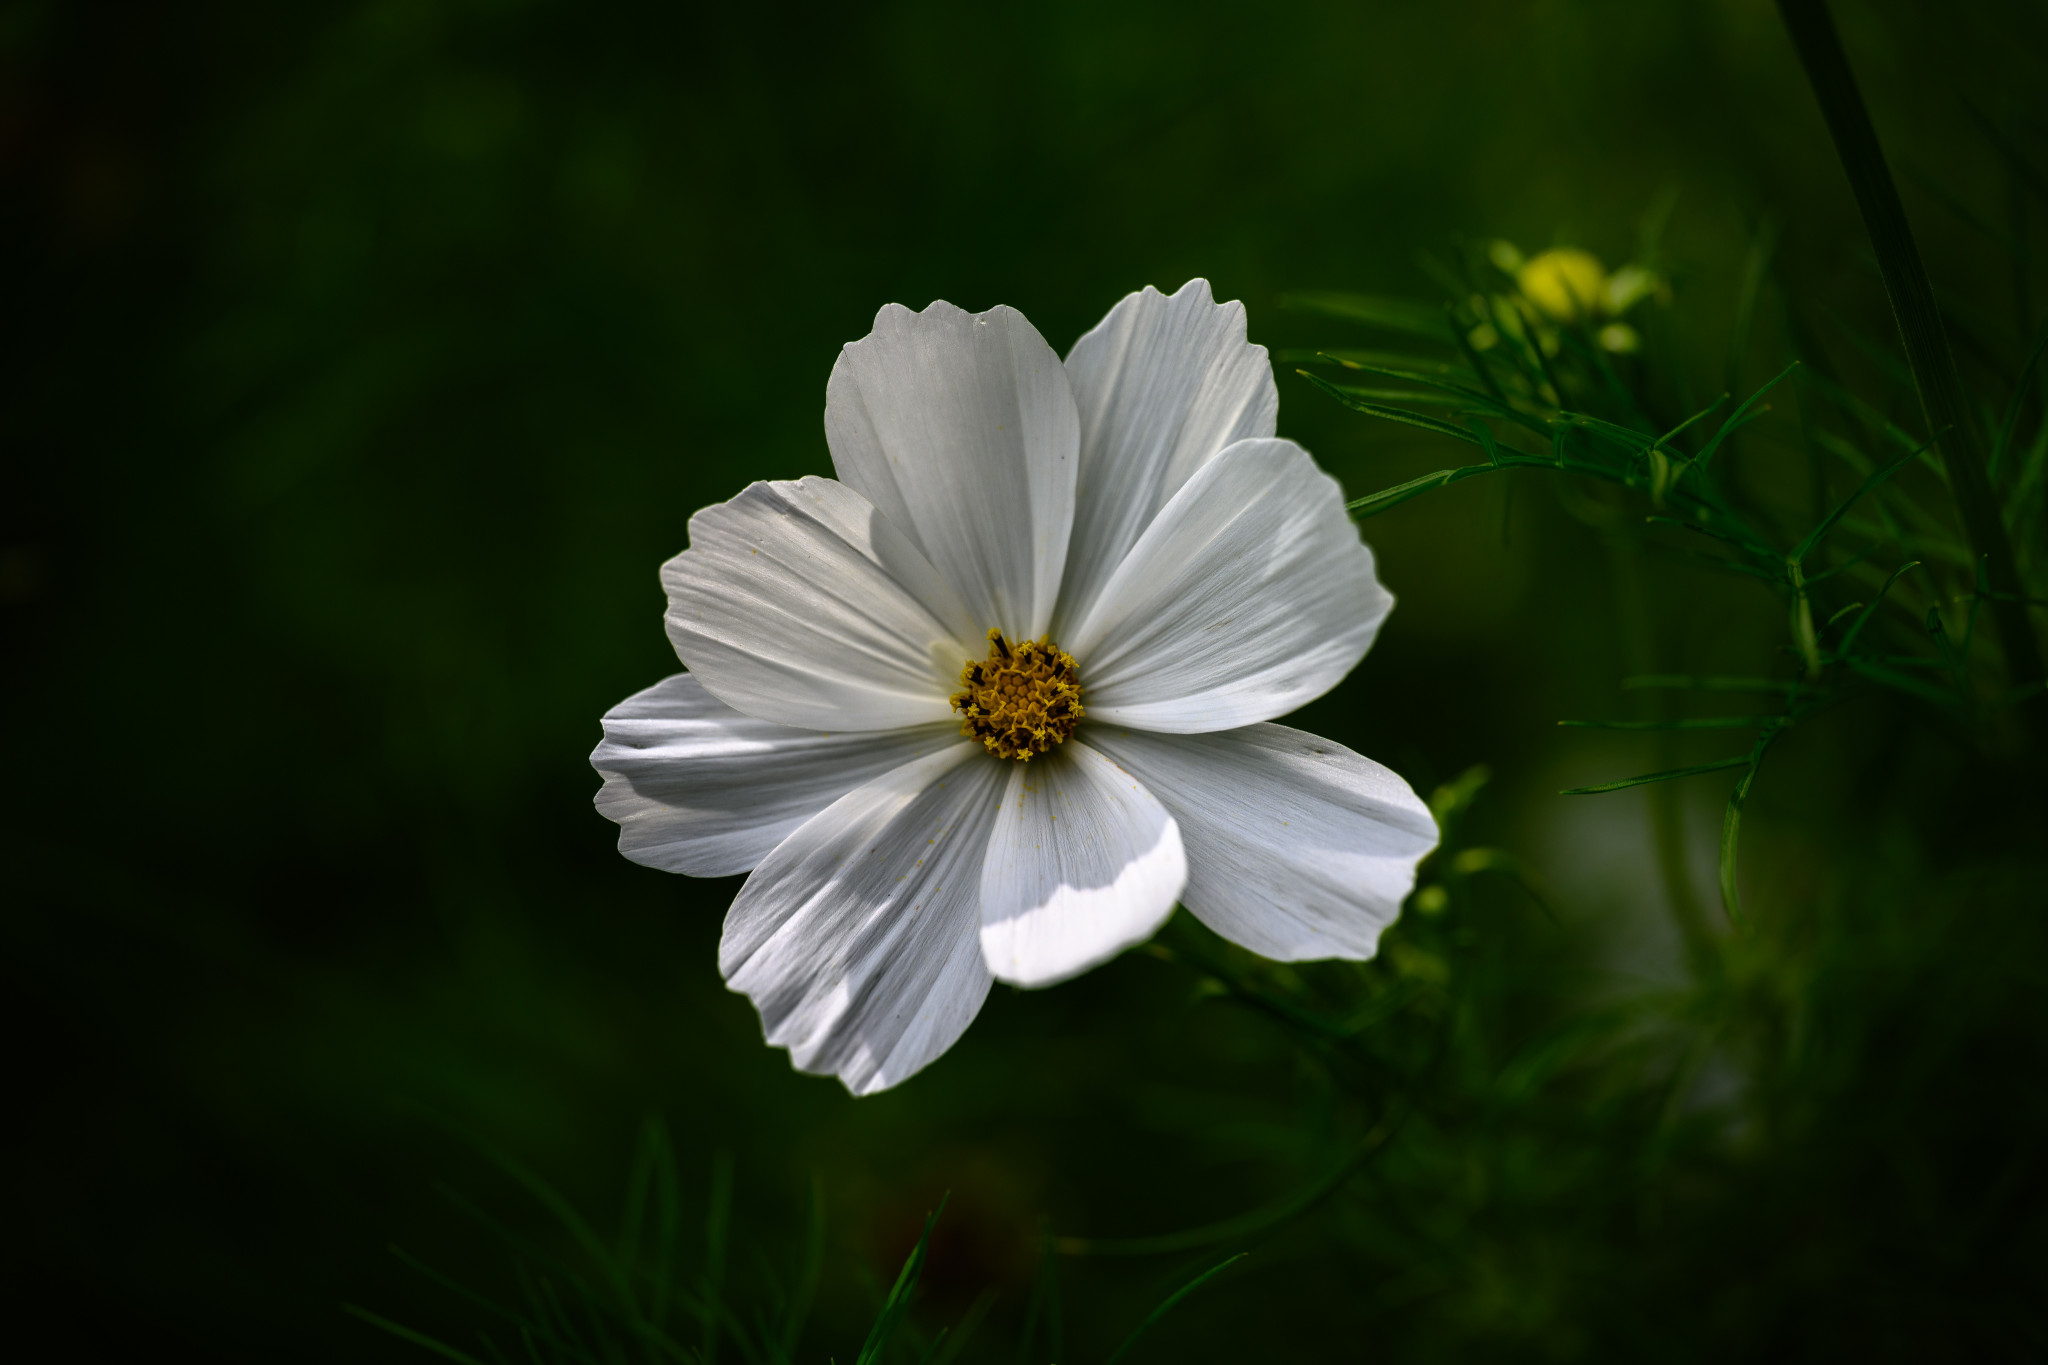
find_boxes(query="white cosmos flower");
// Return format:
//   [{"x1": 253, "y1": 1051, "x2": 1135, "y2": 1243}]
[{"x1": 592, "y1": 280, "x2": 1439, "y2": 1094}]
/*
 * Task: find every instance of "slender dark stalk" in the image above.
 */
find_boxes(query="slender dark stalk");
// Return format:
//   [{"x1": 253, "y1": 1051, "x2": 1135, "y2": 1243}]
[{"x1": 1776, "y1": 0, "x2": 2046, "y2": 735}]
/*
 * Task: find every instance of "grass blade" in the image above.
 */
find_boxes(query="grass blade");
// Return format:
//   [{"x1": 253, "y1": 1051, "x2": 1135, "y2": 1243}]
[
  {"x1": 1101, "y1": 1254, "x2": 1248, "y2": 1365},
  {"x1": 1470, "y1": 417, "x2": 1506, "y2": 469},
  {"x1": 1293, "y1": 382, "x2": 1464, "y2": 406},
  {"x1": 1654, "y1": 395, "x2": 1730, "y2": 453},
  {"x1": 1803, "y1": 541, "x2": 1881, "y2": 584},
  {"x1": 343, "y1": 1304, "x2": 492, "y2": 1365},
  {"x1": 1555, "y1": 410, "x2": 1659, "y2": 457},
  {"x1": 1561, "y1": 756, "x2": 1752, "y2": 796},
  {"x1": 1277, "y1": 346, "x2": 1470, "y2": 373},
  {"x1": 1345, "y1": 463, "x2": 1497, "y2": 518},
  {"x1": 1308, "y1": 352, "x2": 1536, "y2": 428},
  {"x1": 1694, "y1": 359, "x2": 1799, "y2": 469},
  {"x1": 1835, "y1": 560, "x2": 1923, "y2": 656},
  {"x1": 1843, "y1": 656, "x2": 1961, "y2": 705},
  {"x1": 1297, "y1": 369, "x2": 1486, "y2": 444},
  {"x1": 855, "y1": 1195, "x2": 948, "y2": 1365},
  {"x1": 1792, "y1": 435, "x2": 1931, "y2": 563}
]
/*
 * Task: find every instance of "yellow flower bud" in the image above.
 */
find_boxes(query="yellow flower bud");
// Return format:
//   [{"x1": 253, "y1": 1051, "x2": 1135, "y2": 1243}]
[
  {"x1": 1597, "y1": 322, "x2": 1640, "y2": 353},
  {"x1": 1518, "y1": 248, "x2": 1607, "y2": 321}
]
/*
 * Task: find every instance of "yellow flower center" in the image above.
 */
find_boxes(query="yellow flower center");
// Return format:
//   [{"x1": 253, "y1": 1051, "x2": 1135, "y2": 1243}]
[{"x1": 950, "y1": 628, "x2": 1084, "y2": 761}]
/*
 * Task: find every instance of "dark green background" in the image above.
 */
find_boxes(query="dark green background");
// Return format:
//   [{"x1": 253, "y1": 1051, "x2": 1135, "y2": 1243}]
[{"x1": 7, "y1": 1, "x2": 2043, "y2": 1359}]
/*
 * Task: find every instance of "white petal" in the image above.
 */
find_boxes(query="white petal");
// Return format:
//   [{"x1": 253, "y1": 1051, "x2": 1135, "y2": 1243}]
[
  {"x1": 1054, "y1": 280, "x2": 1278, "y2": 635},
  {"x1": 978, "y1": 741, "x2": 1187, "y2": 988},
  {"x1": 663, "y1": 476, "x2": 981, "y2": 731},
  {"x1": 1088, "y1": 724, "x2": 1438, "y2": 960},
  {"x1": 720, "y1": 743, "x2": 1006, "y2": 1095},
  {"x1": 1065, "y1": 438, "x2": 1393, "y2": 734},
  {"x1": 592, "y1": 673, "x2": 961, "y2": 878},
  {"x1": 825, "y1": 301, "x2": 1078, "y2": 640}
]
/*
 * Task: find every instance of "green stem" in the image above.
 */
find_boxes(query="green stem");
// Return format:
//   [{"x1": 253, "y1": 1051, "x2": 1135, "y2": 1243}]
[{"x1": 1776, "y1": 0, "x2": 2046, "y2": 733}]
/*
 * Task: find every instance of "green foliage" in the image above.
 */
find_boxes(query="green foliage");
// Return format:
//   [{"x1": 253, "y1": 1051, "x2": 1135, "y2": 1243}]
[
  {"x1": 1297, "y1": 198, "x2": 2045, "y2": 925},
  {"x1": 349, "y1": 1129, "x2": 1243, "y2": 1365},
  {"x1": 342, "y1": 1119, "x2": 866, "y2": 1364}
]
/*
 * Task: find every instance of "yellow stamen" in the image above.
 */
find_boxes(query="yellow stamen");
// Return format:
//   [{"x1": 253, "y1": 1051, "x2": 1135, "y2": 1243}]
[{"x1": 950, "y1": 628, "x2": 1084, "y2": 761}]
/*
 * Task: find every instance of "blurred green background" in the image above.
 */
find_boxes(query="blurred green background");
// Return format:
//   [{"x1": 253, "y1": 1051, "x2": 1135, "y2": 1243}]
[{"x1": 6, "y1": 0, "x2": 2045, "y2": 1359}]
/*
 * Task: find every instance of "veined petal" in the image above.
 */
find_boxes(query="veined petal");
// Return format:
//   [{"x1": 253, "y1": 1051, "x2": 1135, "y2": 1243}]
[
  {"x1": 1066, "y1": 438, "x2": 1392, "y2": 734},
  {"x1": 592, "y1": 673, "x2": 960, "y2": 878},
  {"x1": 1088, "y1": 724, "x2": 1437, "y2": 960},
  {"x1": 825, "y1": 301, "x2": 1078, "y2": 640},
  {"x1": 1054, "y1": 280, "x2": 1278, "y2": 636},
  {"x1": 721, "y1": 743, "x2": 1005, "y2": 1095},
  {"x1": 663, "y1": 476, "x2": 981, "y2": 731},
  {"x1": 979, "y1": 741, "x2": 1186, "y2": 988}
]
